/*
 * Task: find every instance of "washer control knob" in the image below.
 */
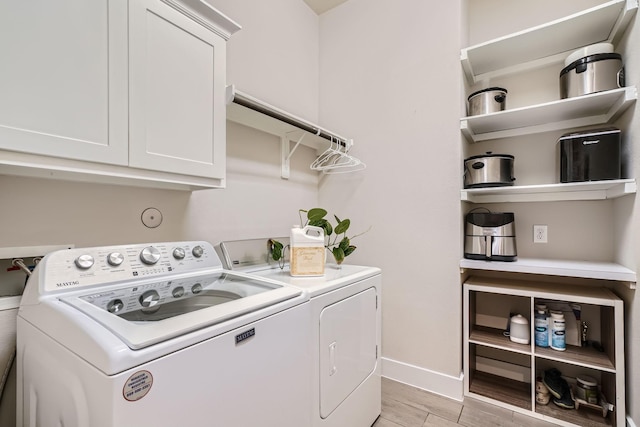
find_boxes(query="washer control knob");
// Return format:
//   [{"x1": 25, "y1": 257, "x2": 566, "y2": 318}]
[
  {"x1": 192, "y1": 245, "x2": 204, "y2": 258},
  {"x1": 172, "y1": 247, "x2": 186, "y2": 260},
  {"x1": 107, "y1": 299, "x2": 124, "y2": 314},
  {"x1": 172, "y1": 286, "x2": 185, "y2": 298},
  {"x1": 191, "y1": 283, "x2": 203, "y2": 294},
  {"x1": 74, "y1": 254, "x2": 94, "y2": 270},
  {"x1": 139, "y1": 290, "x2": 160, "y2": 308},
  {"x1": 140, "y1": 246, "x2": 161, "y2": 265},
  {"x1": 107, "y1": 252, "x2": 125, "y2": 266}
]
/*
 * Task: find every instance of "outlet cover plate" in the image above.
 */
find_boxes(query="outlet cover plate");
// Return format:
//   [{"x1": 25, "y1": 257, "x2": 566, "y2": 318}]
[{"x1": 533, "y1": 225, "x2": 548, "y2": 243}]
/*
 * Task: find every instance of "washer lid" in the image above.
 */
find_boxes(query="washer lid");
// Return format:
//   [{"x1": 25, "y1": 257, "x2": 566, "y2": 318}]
[{"x1": 60, "y1": 270, "x2": 302, "y2": 349}]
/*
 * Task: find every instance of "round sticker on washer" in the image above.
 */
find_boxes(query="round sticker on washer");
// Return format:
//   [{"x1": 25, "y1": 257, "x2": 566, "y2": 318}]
[{"x1": 123, "y1": 370, "x2": 153, "y2": 401}]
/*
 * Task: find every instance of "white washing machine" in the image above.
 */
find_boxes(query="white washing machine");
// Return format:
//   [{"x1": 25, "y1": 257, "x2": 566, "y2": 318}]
[
  {"x1": 17, "y1": 241, "x2": 312, "y2": 427},
  {"x1": 218, "y1": 238, "x2": 382, "y2": 427}
]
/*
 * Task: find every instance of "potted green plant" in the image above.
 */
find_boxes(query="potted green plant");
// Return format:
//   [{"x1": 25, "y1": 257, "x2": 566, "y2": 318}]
[{"x1": 269, "y1": 208, "x2": 369, "y2": 265}]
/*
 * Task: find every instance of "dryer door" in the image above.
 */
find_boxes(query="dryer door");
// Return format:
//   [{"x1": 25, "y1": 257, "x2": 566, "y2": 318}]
[{"x1": 319, "y1": 287, "x2": 377, "y2": 418}]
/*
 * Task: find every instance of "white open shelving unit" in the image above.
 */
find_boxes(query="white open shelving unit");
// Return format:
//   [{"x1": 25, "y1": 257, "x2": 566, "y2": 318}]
[
  {"x1": 461, "y1": 87, "x2": 637, "y2": 143},
  {"x1": 460, "y1": 258, "x2": 637, "y2": 287},
  {"x1": 460, "y1": 3, "x2": 638, "y2": 423},
  {"x1": 461, "y1": 0, "x2": 638, "y2": 84},
  {"x1": 461, "y1": 179, "x2": 637, "y2": 204},
  {"x1": 459, "y1": 0, "x2": 638, "y2": 300}
]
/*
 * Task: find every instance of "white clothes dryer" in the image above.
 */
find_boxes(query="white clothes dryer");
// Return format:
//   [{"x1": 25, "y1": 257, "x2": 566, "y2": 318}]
[
  {"x1": 218, "y1": 238, "x2": 382, "y2": 427},
  {"x1": 17, "y1": 241, "x2": 311, "y2": 427}
]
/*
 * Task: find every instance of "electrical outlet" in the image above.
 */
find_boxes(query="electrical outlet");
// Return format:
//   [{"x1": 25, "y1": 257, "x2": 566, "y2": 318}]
[{"x1": 533, "y1": 225, "x2": 548, "y2": 243}]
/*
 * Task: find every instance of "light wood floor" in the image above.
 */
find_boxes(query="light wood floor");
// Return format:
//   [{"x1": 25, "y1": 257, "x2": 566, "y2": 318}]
[{"x1": 374, "y1": 378, "x2": 559, "y2": 427}]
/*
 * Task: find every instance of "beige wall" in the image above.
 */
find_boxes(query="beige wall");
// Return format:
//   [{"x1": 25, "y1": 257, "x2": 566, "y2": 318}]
[
  {"x1": 318, "y1": 0, "x2": 464, "y2": 388},
  {"x1": 182, "y1": 0, "x2": 323, "y2": 242},
  {"x1": 316, "y1": 0, "x2": 640, "y2": 414}
]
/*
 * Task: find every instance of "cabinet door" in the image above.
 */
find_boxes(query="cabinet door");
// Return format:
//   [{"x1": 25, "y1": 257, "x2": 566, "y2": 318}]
[
  {"x1": 319, "y1": 288, "x2": 377, "y2": 418},
  {"x1": 0, "y1": 0, "x2": 128, "y2": 165},
  {"x1": 129, "y1": 0, "x2": 226, "y2": 179}
]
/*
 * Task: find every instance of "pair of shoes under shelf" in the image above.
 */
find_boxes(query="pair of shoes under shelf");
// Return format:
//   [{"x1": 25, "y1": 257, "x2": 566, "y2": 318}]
[
  {"x1": 535, "y1": 376, "x2": 550, "y2": 405},
  {"x1": 543, "y1": 368, "x2": 575, "y2": 409},
  {"x1": 553, "y1": 391, "x2": 575, "y2": 409}
]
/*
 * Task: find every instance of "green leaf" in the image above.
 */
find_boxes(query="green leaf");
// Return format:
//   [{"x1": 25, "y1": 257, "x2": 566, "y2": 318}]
[
  {"x1": 344, "y1": 245, "x2": 356, "y2": 257},
  {"x1": 269, "y1": 239, "x2": 283, "y2": 261},
  {"x1": 334, "y1": 218, "x2": 350, "y2": 235},
  {"x1": 307, "y1": 208, "x2": 327, "y2": 222},
  {"x1": 334, "y1": 214, "x2": 342, "y2": 223},
  {"x1": 324, "y1": 221, "x2": 333, "y2": 236},
  {"x1": 332, "y1": 247, "x2": 345, "y2": 263},
  {"x1": 339, "y1": 237, "x2": 350, "y2": 251},
  {"x1": 310, "y1": 218, "x2": 332, "y2": 236}
]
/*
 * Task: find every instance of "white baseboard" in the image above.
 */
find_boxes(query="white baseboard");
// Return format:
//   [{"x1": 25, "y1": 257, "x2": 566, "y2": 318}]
[
  {"x1": 381, "y1": 357, "x2": 463, "y2": 401},
  {"x1": 628, "y1": 415, "x2": 637, "y2": 427}
]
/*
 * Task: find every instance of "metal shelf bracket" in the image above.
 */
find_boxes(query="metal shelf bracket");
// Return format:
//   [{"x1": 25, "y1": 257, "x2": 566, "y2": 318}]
[{"x1": 281, "y1": 132, "x2": 306, "y2": 179}]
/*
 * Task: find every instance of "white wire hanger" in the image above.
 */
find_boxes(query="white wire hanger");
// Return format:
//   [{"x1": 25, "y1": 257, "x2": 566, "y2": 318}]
[{"x1": 310, "y1": 137, "x2": 366, "y2": 174}]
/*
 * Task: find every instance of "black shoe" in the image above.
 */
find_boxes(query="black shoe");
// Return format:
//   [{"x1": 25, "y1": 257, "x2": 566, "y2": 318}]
[
  {"x1": 553, "y1": 388, "x2": 575, "y2": 409},
  {"x1": 542, "y1": 368, "x2": 566, "y2": 399}
]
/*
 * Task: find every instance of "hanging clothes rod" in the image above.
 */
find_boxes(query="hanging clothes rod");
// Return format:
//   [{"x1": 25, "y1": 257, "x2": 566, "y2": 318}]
[{"x1": 225, "y1": 85, "x2": 351, "y2": 148}]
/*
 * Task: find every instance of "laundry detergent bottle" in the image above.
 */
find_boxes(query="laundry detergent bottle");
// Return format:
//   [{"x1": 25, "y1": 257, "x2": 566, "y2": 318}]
[
  {"x1": 550, "y1": 312, "x2": 566, "y2": 351},
  {"x1": 290, "y1": 225, "x2": 325, "y2": 276},
  {"x1": 534, "y1": 309, "x2": 549, "y2": 348}
]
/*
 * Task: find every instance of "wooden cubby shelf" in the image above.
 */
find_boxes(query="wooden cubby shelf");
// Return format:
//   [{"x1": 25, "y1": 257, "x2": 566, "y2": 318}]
[{"x1": 464, "y1": 277, "x2": 625, "y2": 426}]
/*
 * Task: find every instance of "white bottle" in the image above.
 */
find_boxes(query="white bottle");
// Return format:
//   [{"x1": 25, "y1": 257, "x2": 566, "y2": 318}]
[
  {"x1": 550, "y1": 312, "x2": 566, "y2": 351},
  {"x1": 290, "y1": 225, "x2": 325, "y2": 277}
]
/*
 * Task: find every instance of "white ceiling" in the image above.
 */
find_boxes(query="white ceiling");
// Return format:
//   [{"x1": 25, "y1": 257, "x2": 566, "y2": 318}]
[{"x1": 303, "y1": 0, "x2": 349, "y2": 15}]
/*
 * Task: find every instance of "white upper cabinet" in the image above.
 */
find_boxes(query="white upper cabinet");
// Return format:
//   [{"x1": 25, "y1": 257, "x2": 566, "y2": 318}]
[
  {"x1": 0, "y1": 0, "x2": 239, "y2": 190},
  {"x1": 129, "y1": 0, "x2": 228, "y2": 179},
  {"x1": 0, "y1": 0, "x2": 128, "y2": 165}
]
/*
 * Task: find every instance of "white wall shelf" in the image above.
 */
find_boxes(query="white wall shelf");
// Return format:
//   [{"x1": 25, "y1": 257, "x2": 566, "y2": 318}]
[
  {"x1": 226, "y1": 85, "x2": 350, "y2": 150},
  {"x1": 461, "y1": 87, "x2": 637, "y2": 143},
  {"x1": 460, "y1": 257, "x2": 637, "y2": 286},
  {"x1": 225, "y1": 85, "x2": 357, "y2": 178},
  {"x1": 461, "y1": 0, "x2": 638, "y2": 83},
  {"x1": 461, "y1": 179, "x2": 636, "y2": 204}
]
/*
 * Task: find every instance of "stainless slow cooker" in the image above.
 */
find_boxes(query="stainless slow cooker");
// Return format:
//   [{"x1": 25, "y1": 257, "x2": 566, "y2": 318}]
[
  {"x1": 464, "y1": 152, "x2": 515, "y2": 188},
  {"x1": 467, "y1": 87, "x2": 507, "y2": 116},
  {"x1": 560, "y1": 52, "x2": 624, "y2": 99}
]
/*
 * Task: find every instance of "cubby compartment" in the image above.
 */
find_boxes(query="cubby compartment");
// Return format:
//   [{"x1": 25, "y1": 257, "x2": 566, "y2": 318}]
[
  {"x1": 533, "y1": 299, "x2": 616, "y2": 371},
  {"x1": 535, "y1": 360, "x2": 616, "y2": 427},
  {"x1": 463, "y1": 276, "x2": 625, "y2": 426},
  {"x1": 468, "y1": 345, "x2": 532, "y2": 410},
  {"x1": 468, "y1": 291, "x2": 531, "y2": 354}
]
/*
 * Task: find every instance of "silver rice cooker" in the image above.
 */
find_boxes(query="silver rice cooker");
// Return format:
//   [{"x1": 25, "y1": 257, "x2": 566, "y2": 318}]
[
  {"x1": 560, "y1": 43, "x2": 624, "y2": 99},
  {"x1": 464, "y1": 210, "x2": 517, "y2": 262},
  {"x1": 464, "y1": 152, "x2": 515, "y2": 188}
]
